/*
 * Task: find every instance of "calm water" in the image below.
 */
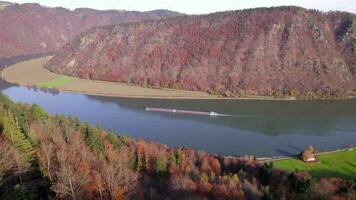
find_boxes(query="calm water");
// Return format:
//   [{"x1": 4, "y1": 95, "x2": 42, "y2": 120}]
[{"x1": 1, "y1": 80, "x2": 356, "y2": 157}]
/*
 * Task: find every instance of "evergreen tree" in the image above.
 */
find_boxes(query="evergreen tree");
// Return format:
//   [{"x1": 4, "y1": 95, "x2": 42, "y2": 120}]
[
  {"x1": 174, "y1": 148, "x2": 183, "y2": 167},
  {"x1": 118, "y1": 134, "x2": 128, "y2": 145},
  {"x1": 11, "y1": 184, "x2": 37, "y2": 200},
  {"x1": 0, "y1": 114, "x2": 36, "y2": 161},
  {"x1": 288, "y1": 173, "x2": 311, "y2": 200},
  {"x1": 67, "y1": 116, "x2": 82, "y2": 130},
  {"x1": 107, "y1": 129, "x2": 122, "y2": 149},
  {"x1": 168, "y1": 152, "x2": 177, "y2": 167},
  {"x1": 9, "y1": 104, "x2": 27, "y2": 132},
  {"x1": 259, "y1": 163, "x2": 273, "y2": 185},
  {"x1": 154, "y1": 155, "x2": 167, "y2": 175},
  {"x1": 84, "y1": 126, "x2": 104, "y2": 155},
  {"x1": 0, "y1": 94, "x2": 12, "y2": 110},
  {"x1": 168, "y1": 149, "x2": 183, "y2": 168},
  {"x1": 29, "y1": 104, "x2": 47, "y2": 122}
]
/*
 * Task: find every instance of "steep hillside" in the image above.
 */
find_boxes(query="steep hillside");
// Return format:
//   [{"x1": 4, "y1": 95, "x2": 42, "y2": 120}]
[
  {"x1": 0, "y1": 2, "x2": 181, "y2": 58},
  {"x1": 47, "y1": 6, "x2": 356, "y2": 99}
]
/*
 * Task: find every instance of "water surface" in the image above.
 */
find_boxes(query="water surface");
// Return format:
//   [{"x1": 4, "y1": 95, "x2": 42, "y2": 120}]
[{"x1": 1, "y1": 80, "x2": 355, "y2": 157}]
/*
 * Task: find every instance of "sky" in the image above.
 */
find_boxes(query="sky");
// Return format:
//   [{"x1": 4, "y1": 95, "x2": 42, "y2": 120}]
[{"x1": 7, "y1": 0, "x2": 356, "y2": 14}]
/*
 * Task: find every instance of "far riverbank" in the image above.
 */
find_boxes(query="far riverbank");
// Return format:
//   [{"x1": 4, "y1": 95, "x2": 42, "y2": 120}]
[{"x1": 1, "y1": 57, "x2": 301, "y2": 100}]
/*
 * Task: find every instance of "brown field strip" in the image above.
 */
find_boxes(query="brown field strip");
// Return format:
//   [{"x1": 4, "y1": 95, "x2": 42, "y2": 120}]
[{"x1": 1, "y1": 57, "x2": 216, "y2": 99}]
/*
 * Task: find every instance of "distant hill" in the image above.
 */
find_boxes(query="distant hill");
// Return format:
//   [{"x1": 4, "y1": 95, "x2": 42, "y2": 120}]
[
  {"x1": 0, "y1": 1, "x2": 12, "y2": 10},
  {"x1": 46, "y1": 6, "x2": 356, "y2": 99},
  {"x1": 0, "y1": 2, "x2": 182, "y2": 58}
]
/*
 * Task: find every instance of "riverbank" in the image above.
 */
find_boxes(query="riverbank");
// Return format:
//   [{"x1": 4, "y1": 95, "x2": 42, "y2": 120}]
[
  {"x1": 1, "y1": 57, "x2": 302, "y2": 100},
  {"x1": 1, "y1": 57, "x2": 218, "y2": 99},
  {"x1": 0, "y1": 52, "x2": 53, "y2": 70}
]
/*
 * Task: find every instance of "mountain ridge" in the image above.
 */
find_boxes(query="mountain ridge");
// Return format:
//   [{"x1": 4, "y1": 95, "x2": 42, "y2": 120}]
[
  {"x1": 46, "y1": 6, "x2": 356, "y2": 99},
  {"x1": 0, "y1": 2, "x2": 182, "y2": 58}
]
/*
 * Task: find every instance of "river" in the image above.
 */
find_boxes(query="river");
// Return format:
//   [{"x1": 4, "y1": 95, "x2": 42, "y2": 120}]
[{"x1": 1, "y1": 79, "x2": 356, "y2": 157}]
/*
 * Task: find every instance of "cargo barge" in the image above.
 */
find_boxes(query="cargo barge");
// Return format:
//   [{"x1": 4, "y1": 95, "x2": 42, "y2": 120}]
[{"x1": 145, "y1": 107, "x2": 219, "y2": 116}]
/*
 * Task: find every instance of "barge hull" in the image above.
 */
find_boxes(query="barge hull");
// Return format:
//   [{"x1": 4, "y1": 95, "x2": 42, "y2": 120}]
[{"x1": 146, "y1": 107, "x2": 212, "y2": 116}]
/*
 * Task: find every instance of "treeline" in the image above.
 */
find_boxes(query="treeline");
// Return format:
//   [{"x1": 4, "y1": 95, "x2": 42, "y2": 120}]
[{"x1": 0, "y1": 94, "x2": 355, "y2": 199}]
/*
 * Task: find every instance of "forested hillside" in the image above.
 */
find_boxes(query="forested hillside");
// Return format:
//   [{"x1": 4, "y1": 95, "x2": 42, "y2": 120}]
[
  {"x1": 47, "y1": 6, "x2": 356, "y2": 99},
  {"x1": 0, "y1": 1, "x2": 181, "y2": 58},
  {"x1": 0, "y1": 94, "x2": 355, "y2": 199}
]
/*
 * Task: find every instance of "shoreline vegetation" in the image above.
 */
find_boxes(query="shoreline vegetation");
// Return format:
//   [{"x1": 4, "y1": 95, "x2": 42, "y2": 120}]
[
  {"x1": 0, "y1": 94, "x2": 355, "y2": 199},
  {"x1": 1, "y1": 57, "x2": 302, "y2": 100}
]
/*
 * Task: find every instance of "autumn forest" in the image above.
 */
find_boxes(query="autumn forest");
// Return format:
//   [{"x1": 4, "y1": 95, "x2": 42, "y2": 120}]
[{"x1": 0, "y1": 95, "x2": 355, "y2": 199}]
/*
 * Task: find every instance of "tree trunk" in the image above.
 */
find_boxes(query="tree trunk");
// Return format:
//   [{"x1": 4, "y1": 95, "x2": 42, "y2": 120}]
[{"x1": 69, "y1": 179, "x2": 76, "y2": 200}]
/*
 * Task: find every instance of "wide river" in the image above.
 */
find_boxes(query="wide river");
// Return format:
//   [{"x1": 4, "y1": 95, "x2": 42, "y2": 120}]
[
  {"x1": 1, "y1": 78, "x2": 356, "y2": 157},
  {"x1": 1, "y1": 55, "x2": 356, "y2": 157}
]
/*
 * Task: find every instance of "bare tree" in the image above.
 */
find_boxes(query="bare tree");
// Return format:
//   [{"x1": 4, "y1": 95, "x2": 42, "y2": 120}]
[
  {"x1": 0, "y1": 137, "x2": 30, "y2": 185},
  {"x1": 92, "y1": 168, "x2": 104, "y2": 200},
  {"x1": 100, "y1": 143, "x2": 138, "y2": 200},
  {"x1": 51, "y1": 137, "x2": 89, "y2": 200},
  {"x1": 35, "y1": 124, "x2": 56, "y2": 182},
  {"x1": 0, "y1": 138, "x2": 17, "y2": 185}
]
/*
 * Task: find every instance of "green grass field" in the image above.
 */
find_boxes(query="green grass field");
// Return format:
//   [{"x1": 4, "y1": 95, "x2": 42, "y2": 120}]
[
  {"x1": 38, "y1": 76, "x2": 74, "y2": 88},
  {"x1": 273, "y1": 148, "x2": 356, "y2": 180}
]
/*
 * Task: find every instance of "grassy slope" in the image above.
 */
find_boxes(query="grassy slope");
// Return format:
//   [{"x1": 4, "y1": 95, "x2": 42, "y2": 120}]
[
  {"x1": 38, "y1": 76, "x2": 74, "y2": 88},
  {"x1": 273, "y1": 149, "x2": 356, "y2": 180}
]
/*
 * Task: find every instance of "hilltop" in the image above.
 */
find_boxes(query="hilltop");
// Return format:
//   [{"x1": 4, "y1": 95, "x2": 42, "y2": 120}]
[{"x1": 0, "y1": 2, "x2": 181, "y2": 58}]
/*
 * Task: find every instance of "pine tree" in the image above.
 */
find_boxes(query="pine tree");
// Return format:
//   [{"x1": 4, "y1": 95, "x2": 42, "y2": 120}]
[
  {"x1": 8, "y1": 103, "x2": 29, "y2": 133},
  {"x1": 0, "y1": 114, "x2": 36, "y2": 161},
  {"x1": 154, "y1": 155, "x2": 167, "y2": 175},
  {"x1": 174, "y1": 148, "x2": 183, "y2": 167},
  {"x1": 29, "y1": 104, "x2": 47, "y2": 123},
  {"x1": 0, "y1": 94, "x2": 12, "y2": 110},
  {"x1": 11, "y1": 184, "x2": 37, "y2": 200},
  {"x1": 84, "y1": 126, "x2": 104, "y2": 155},
  {"x1": 107, "y1": 129, "x2": 122, "y2": 149}
]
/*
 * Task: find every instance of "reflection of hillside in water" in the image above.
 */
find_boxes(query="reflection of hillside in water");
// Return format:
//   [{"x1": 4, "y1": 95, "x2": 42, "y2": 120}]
[
  {"x1": 0, "y1": 80, "x2": 12, "y2": 91},
  {"x1": 85, "y1": 95, "x2": 356, "y2": 136}
]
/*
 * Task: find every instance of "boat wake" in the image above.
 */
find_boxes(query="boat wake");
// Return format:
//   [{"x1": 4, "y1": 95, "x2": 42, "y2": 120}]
[{"x1": 146, "y1": 107, "x2": 230, "y2": 117}]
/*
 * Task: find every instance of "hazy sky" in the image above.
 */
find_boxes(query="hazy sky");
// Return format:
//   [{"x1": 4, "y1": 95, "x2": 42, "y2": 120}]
[{"x1": 8, "y1": 0, "x2": 356, "y2": 14}]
